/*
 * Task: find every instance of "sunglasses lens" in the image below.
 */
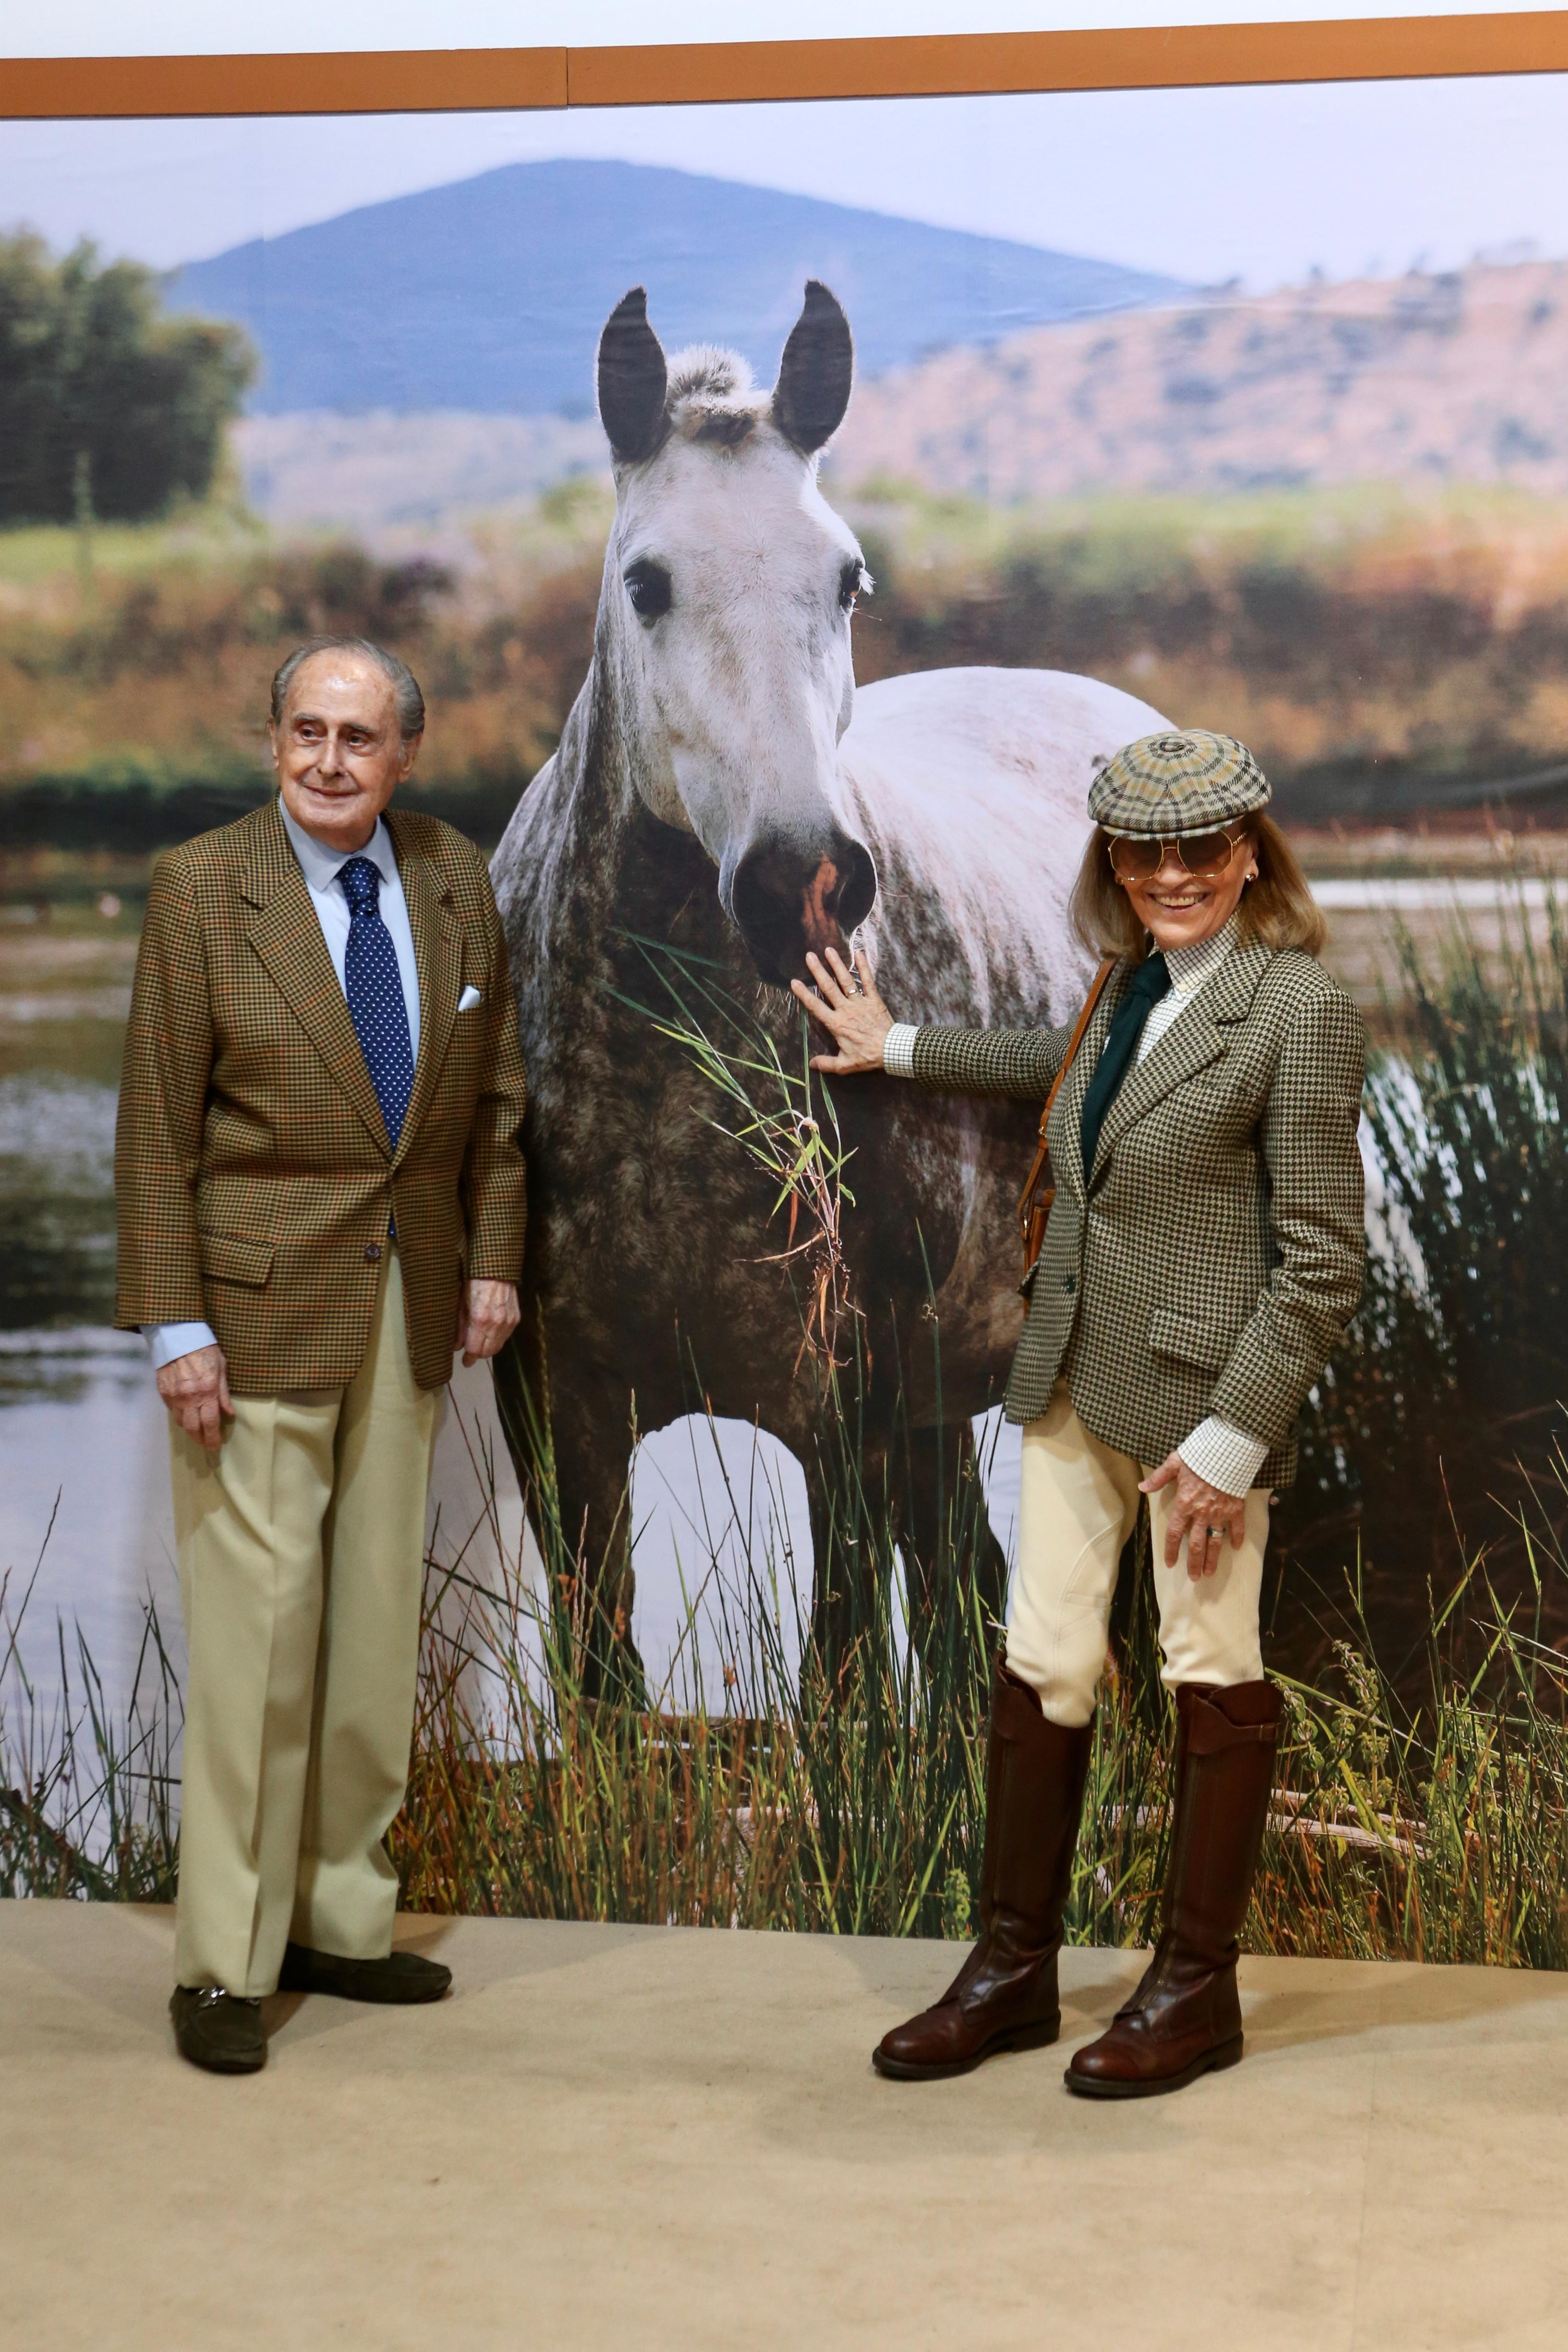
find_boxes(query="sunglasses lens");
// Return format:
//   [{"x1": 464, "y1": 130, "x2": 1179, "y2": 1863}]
[
  {"x1": 1108, "y1": 837, "x2": 1161, "y2": 880},
  {"x1": 1177, "y1": 831, "x2": 1239, "y2": 876},
  {"x1": 1109, "y1": 829, "x2": 1242, "y2": 881}
]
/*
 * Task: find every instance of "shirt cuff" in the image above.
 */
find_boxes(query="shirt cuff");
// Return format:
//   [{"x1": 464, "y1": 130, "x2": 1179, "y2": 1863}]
[
  {"x1": 882, "y1": 1022, "x2": 919, "y2": 1078},
  {"x1": 1177, "y1": 1417, "x2": 1270, "y2": 1495},
  {"x1": 145, "y1": 1321, "x2": 219, "y2": 1372}
]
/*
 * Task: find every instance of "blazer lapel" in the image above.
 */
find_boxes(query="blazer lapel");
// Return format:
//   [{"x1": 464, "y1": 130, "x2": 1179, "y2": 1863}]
[
  {"x1": 240, "y1": 800, "x2": 391, "y2": 1153},
  {"x1": 1089, "y1": 938, "x2": 1275, "y2": 1183},
  {"x1": 390, "y1": 812, "x2": 462, "y2": 1164}
]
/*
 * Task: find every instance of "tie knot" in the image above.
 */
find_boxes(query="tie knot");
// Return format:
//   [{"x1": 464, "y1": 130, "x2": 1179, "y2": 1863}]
[{"x1": 338, "y1": 856, "x2": 381, "y2": 916}]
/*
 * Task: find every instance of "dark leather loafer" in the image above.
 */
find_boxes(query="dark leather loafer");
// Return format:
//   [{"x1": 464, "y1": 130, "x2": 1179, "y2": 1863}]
[
  {"x1": 278, "y1": 1942, "x2": 452, "y2": 2004},
  {"x1": 170, "y1": 1985, "x2": 266, "y2": 2074}
]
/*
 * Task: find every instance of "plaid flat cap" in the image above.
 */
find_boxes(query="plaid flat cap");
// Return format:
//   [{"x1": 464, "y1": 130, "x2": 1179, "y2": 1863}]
[{"x1": 1088, "y1": 730, "x2": 1271, "y2": 835}]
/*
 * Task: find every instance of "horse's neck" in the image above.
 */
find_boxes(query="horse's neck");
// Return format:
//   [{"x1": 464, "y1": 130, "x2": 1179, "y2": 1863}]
[{"x1": 518, "y1": 658, "x2": 637, "y2": 962}]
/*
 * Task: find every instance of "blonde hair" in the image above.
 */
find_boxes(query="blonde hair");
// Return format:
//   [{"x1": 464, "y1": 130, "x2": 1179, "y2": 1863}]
[{"x1": 1069, "y1": 814, "x2": 1326, "y2": 964}]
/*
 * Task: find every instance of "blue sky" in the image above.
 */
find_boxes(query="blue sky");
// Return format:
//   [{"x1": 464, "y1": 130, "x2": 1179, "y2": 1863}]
[{"x1": 3, "y1": 75, "x2": 1568, "y2": 291}]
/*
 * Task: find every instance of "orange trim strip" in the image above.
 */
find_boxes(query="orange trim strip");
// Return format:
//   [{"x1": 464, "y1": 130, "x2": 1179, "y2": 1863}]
[
  {"x1": 0, "y1": 47, "x2": 567, "y2": 119},
  {"x1": 3, "y1": 15, "x2": 1568, "y2": 121},
  {"x1": 572, "y1": 15, "x2": 1568, "y2": 106}
]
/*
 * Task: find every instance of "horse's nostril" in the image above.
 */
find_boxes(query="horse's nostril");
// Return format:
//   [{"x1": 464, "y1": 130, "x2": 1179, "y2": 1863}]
[
  {"x1": 832, "y1": 841, "x2": 878, "y2": 936},
  {"x1": 731, "y1": 844, "x2": 803, "y2": 984}
]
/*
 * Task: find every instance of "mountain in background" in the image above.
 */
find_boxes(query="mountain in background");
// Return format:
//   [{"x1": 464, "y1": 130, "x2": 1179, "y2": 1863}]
[
  {"x1": 168, "y1": 158, "x2": 1185, "y2": 417},
  {"x1": 830, "y1": 259, "x2": 1568, "y2": 497}
]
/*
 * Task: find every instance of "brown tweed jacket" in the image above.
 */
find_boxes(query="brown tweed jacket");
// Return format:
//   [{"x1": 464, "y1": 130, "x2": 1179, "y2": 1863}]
[
  {"x1": 114, "y1": 798, "x2": 529, "y2": 1394},
  {"x1": 911, "y1": 938, "x2": 1365, "y2": 1486}
]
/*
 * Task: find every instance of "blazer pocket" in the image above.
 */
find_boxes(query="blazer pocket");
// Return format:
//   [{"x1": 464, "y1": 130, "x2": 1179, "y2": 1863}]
[
  {"x1": 200, "y1": 1230, "x2": 276, "y2": 1288},
  {"x1": 1148, "y1": 1308, "x2": 1226, "y2": 1371}
]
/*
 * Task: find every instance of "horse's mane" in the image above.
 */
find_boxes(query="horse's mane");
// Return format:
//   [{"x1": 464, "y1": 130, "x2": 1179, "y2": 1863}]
[{"x1": 665, "y1": 346, "x2": 765, "y2": 447}]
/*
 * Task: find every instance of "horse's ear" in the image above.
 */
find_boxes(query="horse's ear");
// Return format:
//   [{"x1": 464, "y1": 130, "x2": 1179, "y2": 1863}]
[
  {"x1": 597, "y1": 287, "x2": 669, "y2": 465},
  {"x1": 771, "y1": 280, "x2": 854, "y2": 455}
]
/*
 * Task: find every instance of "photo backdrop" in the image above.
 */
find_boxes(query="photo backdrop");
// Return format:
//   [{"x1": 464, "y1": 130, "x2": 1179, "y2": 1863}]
[{"x1": 5, "y1": 69, "x2": 1568, "y2": 1802}]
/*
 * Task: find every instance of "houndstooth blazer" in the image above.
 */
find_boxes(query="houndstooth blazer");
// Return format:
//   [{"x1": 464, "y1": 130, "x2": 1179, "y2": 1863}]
[
  {"x1": 114, "y1": 797, "x2": 529, "y2": 1395},
  {"x1": 910, "y1": 938, "x2": 1365, "y2": 1486}
]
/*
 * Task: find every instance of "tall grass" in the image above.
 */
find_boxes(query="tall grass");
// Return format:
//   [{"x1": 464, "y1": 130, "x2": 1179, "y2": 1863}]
[
  {"x1": 0, "y1": 1505, "x2": 180, "y2": 1901},
  {"x1": 392, "y1": 1452, "x2": 1568, "y2": 1968},
  {"x1": 1284, "y1": 895, "x2": 1568, "y2": 1673},
  {"x1": 6, "y1": 1425, "x2": 1568, "y2": 1963}
]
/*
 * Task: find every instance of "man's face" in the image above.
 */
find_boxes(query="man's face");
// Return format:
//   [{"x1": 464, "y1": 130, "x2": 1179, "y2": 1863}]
[{"x1": 270, "y1": 653, "x2": 419, "y2": 852}]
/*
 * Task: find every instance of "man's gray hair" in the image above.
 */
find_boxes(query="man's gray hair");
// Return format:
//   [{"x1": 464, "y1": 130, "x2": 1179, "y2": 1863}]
[{"x1": 270, "y1": 637, "x2": 426, "y2": 742}]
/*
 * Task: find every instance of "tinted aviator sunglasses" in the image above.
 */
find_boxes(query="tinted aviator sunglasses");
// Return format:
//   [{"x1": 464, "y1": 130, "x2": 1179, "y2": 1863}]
[{"x1": 1106, "y1": 824, "x2": 1249, "y2": 883}]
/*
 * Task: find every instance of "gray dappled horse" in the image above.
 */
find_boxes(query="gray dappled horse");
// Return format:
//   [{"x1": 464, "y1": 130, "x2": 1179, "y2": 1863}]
[{"x1": 491, "y1": 281, "x2": 1165, "y2": 1667}]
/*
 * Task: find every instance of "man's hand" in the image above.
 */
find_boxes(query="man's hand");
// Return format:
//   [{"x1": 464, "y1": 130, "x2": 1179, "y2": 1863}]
[
  {"x1": 1140, "y1": 1452, "x2": 1247, "y2": 1583},
  {"x1": 457, "y1": 1278, "x2": 520, "y2": 1366},
  {"x1": 157, "y1": 1343, "x2": 234, "y2": 1453}
]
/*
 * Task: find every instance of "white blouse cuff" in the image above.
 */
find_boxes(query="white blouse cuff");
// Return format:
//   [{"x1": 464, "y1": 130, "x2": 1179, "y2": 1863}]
[
  {"x1": 1177, "y1": 1417, "x2": 1270, "y2": 1496},
  {"x1": 882, "y1": 1022, "x2": 920, "y2": 1078}
]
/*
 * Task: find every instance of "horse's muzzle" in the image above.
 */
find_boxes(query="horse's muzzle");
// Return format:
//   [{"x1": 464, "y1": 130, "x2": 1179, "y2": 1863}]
[{"x1": 731, "y1": 832, "x2": 878, "y2": 987}]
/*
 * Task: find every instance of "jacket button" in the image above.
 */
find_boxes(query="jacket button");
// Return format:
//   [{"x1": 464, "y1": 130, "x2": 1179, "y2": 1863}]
[
  {"x1": 364, "y1": 1242, "x2": 383, "y2": 1262},
  {"x1": 1063, "y1": 1273, "x2": 1076, "y2": 1295}
]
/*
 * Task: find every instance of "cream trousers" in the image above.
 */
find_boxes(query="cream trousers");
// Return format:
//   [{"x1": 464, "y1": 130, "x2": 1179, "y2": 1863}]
[
  {"x1": 168, "y1": 1246, "x2": 440, "y2": 1996},
  {"x1": 1007, "y1": 1385, "x2": 1269, "y2": 1729}
]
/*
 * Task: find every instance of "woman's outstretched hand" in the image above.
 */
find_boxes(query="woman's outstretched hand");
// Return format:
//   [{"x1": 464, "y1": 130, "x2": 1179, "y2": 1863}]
[{"x1": 790, "y1": 947, "x2": 896, "y2": 1074}]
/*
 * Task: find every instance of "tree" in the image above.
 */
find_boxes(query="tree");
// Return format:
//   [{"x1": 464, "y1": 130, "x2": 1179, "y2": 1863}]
[{"x1": 0, "y1": 232, "x2": 255, "y2": 526}]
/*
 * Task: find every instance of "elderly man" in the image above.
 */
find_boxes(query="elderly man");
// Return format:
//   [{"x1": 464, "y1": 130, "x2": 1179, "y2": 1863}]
[{"x1": 115, "y1": 635, "x2": 528, "y2": 2074}]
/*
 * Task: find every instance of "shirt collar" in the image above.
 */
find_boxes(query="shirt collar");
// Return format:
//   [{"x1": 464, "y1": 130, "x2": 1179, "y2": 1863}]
[
  {"x1": 279, "y1": 797, "x2": 398, "y2": 895},
  {"x1": 1162, "y1": 913, "x2": 1239, "y2": 998}
]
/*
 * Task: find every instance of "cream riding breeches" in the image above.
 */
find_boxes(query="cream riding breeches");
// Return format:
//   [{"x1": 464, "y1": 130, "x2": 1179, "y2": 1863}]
[
  {"x1": 167, "y1": 1244, "x2": 440, "y2": 1996},
  {"x1": 1006, "y1": 1384, "x2": 1269, "y2": 1729}
]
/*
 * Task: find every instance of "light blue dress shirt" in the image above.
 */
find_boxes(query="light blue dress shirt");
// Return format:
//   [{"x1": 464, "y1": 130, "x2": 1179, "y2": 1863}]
[{"x1": 146, "y1": 802, "x2": 423, "y2": 1373}]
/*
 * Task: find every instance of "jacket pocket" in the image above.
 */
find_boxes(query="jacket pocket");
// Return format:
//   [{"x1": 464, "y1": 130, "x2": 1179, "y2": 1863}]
[
  {"x1": 199, "y1": 1230, "x2": 275, "y2": 1288},
  {"x1": 1148, "y1": 1308, "x2": 1226, "y2": 1371}
]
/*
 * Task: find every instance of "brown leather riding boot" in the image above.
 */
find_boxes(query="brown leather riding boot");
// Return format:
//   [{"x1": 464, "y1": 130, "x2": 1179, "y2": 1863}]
[
  {"x1": 1066, "y1": 1677, "x2": 1282, "y2": 2099},
  {"x1": 873, "y1": 1653, "x2": 1093, "y2": 2081}
]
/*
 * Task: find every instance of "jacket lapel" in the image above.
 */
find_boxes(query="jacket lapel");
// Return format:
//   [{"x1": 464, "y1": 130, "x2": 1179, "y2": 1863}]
[
  {"x1": 1089, "y1": 938, "x2": 1275, "y2": 1184},
  {"x1": 389, "y1": 811, "x2": 462, "y2": 1164},
  {"x1": 240, "y1": 800, "x2": 391, "y2": 1153}
]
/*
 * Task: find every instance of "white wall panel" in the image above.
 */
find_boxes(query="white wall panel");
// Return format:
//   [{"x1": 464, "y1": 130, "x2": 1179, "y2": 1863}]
[{"x1": 8, "y1": 0, "x2": 1565, "y2": 63}]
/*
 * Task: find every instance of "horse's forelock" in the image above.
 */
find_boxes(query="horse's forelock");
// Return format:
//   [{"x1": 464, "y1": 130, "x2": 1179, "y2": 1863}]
[
  {"x1": 662, "y1": 345, "x2": 768, "y2": 448},
  {"x1": 666, "y1": 344, "x2": 753, "y2": 403}
]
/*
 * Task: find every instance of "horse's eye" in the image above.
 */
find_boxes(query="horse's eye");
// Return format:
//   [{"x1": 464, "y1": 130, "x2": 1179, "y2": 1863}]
[
  {"x1": 624, "y1": 560, "x2": 672, "y2": 621},
  {"x1": 838, "y1": 560, "x2": 864, "y2": 613}
]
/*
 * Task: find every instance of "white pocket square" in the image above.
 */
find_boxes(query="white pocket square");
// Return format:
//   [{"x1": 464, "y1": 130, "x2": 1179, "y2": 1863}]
[{"x1": 457, "y1": 985, "x2": 483, "y2": 1012}]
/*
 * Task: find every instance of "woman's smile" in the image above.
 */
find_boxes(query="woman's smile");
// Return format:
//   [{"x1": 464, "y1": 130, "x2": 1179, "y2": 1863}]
[{"x1": 1124, "y1": 840, "x2": 1255, "y2": 949}]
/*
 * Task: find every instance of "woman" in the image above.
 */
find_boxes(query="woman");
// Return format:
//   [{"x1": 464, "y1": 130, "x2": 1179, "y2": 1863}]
[{"x1": 793, "y1": 729, "x2": 1365, "y2": 2099}]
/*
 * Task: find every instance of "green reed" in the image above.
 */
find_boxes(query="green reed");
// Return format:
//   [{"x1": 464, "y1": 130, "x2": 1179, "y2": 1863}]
[
  {"x1": 1288, "y1": 892, "x2": 1568, "y2": 1644},
  {"x1": 0, "y1": 1502, "x2": 181, "y2": 1901},
  {"x1": 6, "y1": 1430, "x2": 1568, "y2": 1964},
  {"x1": 391, "y1": 1411, "x2": 1568, "y2": 1965}
]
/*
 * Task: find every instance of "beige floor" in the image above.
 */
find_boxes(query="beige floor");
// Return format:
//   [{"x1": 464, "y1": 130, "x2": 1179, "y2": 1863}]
[{"x1": 3, "y1": 1904, "x2": 1565, "y2": 2352}]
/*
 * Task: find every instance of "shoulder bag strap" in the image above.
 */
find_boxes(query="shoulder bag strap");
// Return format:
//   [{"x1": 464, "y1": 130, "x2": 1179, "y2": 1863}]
[{"x1": 1016, "y1": 957, "x2": 1117, "y2": 1274}]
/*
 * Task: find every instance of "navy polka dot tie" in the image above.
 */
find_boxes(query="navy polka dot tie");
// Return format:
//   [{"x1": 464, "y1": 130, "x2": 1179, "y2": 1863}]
[{"x1": 338, "y1": 856, "x2": 415, "y2": 1149}]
